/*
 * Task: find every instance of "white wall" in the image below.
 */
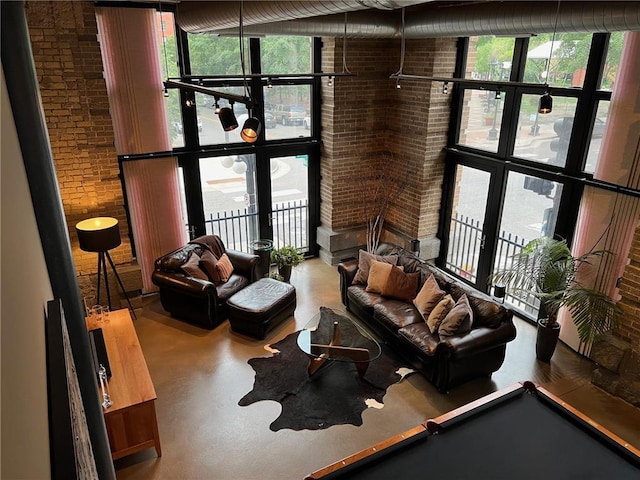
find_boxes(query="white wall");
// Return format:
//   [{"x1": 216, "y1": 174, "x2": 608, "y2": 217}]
[{"x1": 1, "y1": 65, "x2": 52, "y2": 479}]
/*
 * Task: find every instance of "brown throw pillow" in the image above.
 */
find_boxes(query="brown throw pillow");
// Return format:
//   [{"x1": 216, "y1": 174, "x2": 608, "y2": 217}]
[
  {"x1": 365, "y1": 260, "x2": 393, "y2": 293},
  {"x1": 199, "y1": 249, "x2": 220, "y2": 282},
  {"x1": 366, "y1": 261, "x2": 419, "y2": 301},
  {"x1": 353, "y1": 250, "x2": 398, "y2": 285},
  {"x1": 438, "y1": 294, "x2": 474, "y2": 338},
  {"x1": 382, "y1": 266, "x2": 420, "y2": 301},
  {"x1": 426, "y1": 294, "x2": 455, "y2": 334},
  {"x1": 181, "y1": 252, "x2": 208, "y2": 281},
  {"x1": 215, "y1": 253, "x2": 234, "y2": 282},
  {"x1": 413, "y1": 274, "x2": 445, "y2": 321}
]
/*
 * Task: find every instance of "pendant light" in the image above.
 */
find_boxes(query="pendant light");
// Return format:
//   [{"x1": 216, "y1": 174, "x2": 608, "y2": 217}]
[
  {"x1": 238, "y1": 0, "x2": 261, "y2": 143},
  {"x1": 241, "y1": 117, "x2": 261, "y2": 143},
  {"x1": 219, "y1": 105, "x2": 238, "y2": 131},
  {"x1": 538, "y1": 1, "x2": 561, "y2": 115}
]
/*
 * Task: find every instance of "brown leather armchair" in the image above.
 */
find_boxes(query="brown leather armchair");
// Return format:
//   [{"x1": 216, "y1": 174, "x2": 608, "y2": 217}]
[{"x1": 152, "y1": 235, "x2": 259, "y2": 329}]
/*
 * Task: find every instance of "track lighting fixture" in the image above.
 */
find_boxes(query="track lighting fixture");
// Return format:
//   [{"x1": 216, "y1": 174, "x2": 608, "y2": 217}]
[
  {"x1": 237, "y1": 0, "x2": 261, "y2": 143},
  {"x1": 185, "y1": 98, "x2": 195, "y2": 107},
  {"x1": 495, "y1": 90, "x2": 501, "y2": 100},
  {"x1": 538, "y1": 88, "x2": 553, "y2": 114},
  {"x1": 163, "y1": 87, "x2": 169, "y2": 98},
  {"x1": 267, "y1": 78, "x2": 273, "y2": 89},
  {"x1": 241, "y1": 116, "x2": 261, "y2": 143},
  {"x1": 214, "y1": 97, "x2": 221, "y2": 114},
  {"x1": 442, "y1": 81, "x2": 449, "y2": 94},
  {"x1": 396, "y1": 78, "x2": 401, "y2": 89},
  {"x1": 328, "y1": 76, "x2": 334, "y2": 87},
  {"x1": 538, "y1": 0, "x2": 560, "y2": 115},
  {"x1": 219, "y1": 105, "x2": 238, "y2": 131}
]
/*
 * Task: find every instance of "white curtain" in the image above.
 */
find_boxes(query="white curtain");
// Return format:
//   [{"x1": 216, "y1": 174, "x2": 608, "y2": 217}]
[
  {"x1": 96, "y1": 7, "x2": 186, "y2": 292},
  {"x1": 560, "y1": 32, "x2": 640, "y2": 353}
]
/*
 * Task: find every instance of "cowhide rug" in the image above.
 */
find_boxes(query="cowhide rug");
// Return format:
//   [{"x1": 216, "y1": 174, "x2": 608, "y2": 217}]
[{"x1": 238, "y1": 307, "x2": 413, "y2": 431}]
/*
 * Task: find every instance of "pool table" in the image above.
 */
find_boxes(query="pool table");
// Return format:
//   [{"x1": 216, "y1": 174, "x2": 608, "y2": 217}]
[{"x1": 305, "y1": 382, "x2": 640, "y2": 479}]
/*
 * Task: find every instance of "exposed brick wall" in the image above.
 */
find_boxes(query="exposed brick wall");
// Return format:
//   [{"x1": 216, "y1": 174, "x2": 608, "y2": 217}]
[
  {"x1": 617, "y1": 224, "x2": 640, "y2": 345},
  {"x1": 25, "y1": 1, "x2": 132, "y2": 296},
  {"x1": 321, "y1": 36, "x2": 456, "y2": 241}
]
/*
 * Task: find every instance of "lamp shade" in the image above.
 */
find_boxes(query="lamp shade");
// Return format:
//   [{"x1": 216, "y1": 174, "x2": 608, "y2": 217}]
[
  {"x1": 240, "y1": 117, "x2": 261, "y2": 143},
  {"x1": 76, "y1": 217, "x2": 121, "y2": 252},
  {"x1": 218, "y1": 107, "x2": 238, "y2": 131},
  {"x1": 538, "y1": 92, "x2": 553, "y2": 114}
]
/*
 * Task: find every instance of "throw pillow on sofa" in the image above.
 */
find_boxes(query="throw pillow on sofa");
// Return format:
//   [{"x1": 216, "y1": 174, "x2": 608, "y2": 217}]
[
  {"x1": 215, "y1": 253, "x2": 234, "y2": 282},
  {"x1": 426, "y1": 294, "x2": 455, "y2": 333},
  {"x1": 438, "y1": 294, "x2": 474, "y2": 338},
  {"x1": 353, "y1": 250, "x2": 399, "y2": 285},
  {"x1": 181, "y1": 252, "x2": 209, "y2": 281},
  {"x1": 413, "y1": 273, "x2": 445, "y2": 321},
  {"x1": 366, "y1": 260, "x2": 419, "y2": 301},
  {"x1": 199, "y1": 249, "x2": 221, "y2": 282}
]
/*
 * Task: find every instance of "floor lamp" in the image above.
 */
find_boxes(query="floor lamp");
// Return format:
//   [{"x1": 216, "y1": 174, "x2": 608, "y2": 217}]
[{"x1": 76, "y1": 217, "x2": 136, "y2": 319}]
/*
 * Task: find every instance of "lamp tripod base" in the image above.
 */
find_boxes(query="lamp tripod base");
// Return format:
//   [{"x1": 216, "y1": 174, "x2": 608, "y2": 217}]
[{"x1": 96, "y1": 250, "x2": 137, "y2": 319}]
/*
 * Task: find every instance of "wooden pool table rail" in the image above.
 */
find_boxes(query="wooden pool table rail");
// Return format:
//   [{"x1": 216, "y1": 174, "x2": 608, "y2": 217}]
[{"x1": 305, "y1": 381, "x2": 640, "y2": 479}]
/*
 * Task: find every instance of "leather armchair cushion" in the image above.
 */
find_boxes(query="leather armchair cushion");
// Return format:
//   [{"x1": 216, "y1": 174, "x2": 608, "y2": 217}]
[
  {"x1": 347, "y1": 285, "x2": 387, "y2": 313},
  {"x1": 438, "y1": 324, "x2": 516, "y2": 358},
  {"x1": 398, "y1": 323, "x2": 439, "y2": 356},
  {"x1": 373, "y1": 301, "x2": 422, "y2": 331},
  {"x1": 216, "y1": 274, "x2": 249, "y2": 302}
]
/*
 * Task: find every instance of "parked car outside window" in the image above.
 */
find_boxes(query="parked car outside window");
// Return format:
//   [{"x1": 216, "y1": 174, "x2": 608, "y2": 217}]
[
  {"x1": 274, "y1": 104, "x2": 307, "y2": 126},
  {"x1": 264, "y1": 111, "x2": 277, "y2": 129}
]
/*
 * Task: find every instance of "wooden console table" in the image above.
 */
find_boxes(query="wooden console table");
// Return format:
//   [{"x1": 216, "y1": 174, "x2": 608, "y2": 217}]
[{"x1": 86, "y1": 309, "x2": 161, "y2": 460}]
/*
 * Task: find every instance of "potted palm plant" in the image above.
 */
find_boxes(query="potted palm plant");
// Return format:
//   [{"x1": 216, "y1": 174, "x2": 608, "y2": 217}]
[
  {"x1": 490, "y1": 237, "x2": 620, "y2": 362},
  {"x1": 270, "y1": 245, "x2": 304, "y2": 282}
]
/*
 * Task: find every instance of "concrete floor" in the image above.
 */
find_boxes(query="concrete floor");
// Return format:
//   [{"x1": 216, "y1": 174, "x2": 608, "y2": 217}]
[{"x1": 114, "y1": 258, "x2": 640, "y2": 479}]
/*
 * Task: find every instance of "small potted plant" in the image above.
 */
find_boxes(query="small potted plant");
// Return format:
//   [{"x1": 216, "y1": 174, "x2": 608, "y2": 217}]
[
  {"x1": 270, "y1": 245, "x2": 304, "y2": 282},
  {"x1": 490, "y1": 236, "x2": 620, "y2": 362}
]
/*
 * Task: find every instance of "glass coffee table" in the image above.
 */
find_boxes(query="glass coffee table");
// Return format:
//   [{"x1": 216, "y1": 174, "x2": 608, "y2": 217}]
[{"x1": 297, "y1": 306, "x2": 382, "y2": 377}]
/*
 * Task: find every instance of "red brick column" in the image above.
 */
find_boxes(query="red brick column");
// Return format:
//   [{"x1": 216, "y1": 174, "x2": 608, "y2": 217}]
[{"x1": 319, "y1": 36, "x2": 456, "y2": 262}]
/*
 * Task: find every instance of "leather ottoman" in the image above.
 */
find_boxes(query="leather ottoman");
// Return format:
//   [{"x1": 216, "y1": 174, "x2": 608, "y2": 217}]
[{"x1": 227, "y1": 278, "x2": 296, "y2": 339}]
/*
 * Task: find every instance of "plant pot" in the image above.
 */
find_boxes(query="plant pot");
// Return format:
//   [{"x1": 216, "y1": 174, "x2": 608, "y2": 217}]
[
  {"x1": 278, "y1": 264, "x2": 292, "y2": 283},
  {"x1": 536, "y1": 319, "x2": 561, "y2": 362}
]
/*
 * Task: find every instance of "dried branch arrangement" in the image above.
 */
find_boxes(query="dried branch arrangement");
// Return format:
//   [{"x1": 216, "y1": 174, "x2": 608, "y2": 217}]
[{"x1": 359, "y1": 151, "x2": 408, "y2": 252}]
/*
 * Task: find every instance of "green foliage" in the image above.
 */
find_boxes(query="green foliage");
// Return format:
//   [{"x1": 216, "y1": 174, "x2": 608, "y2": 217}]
[
  {"x1": 270, "y1": 245, "x2": 304, "y2": 269},
  {"x1": 490, "y1": 237, "x2": 620, "y2": 344},
  {"x1": 261, "y1": 36, "x2": 312, "y2": 74},
  {"x1": 473, "y1": 36, "x2": 515, "y2": 79},
  {"x1": 268, "y1": 271, "x2": 285, "y2": 282}
]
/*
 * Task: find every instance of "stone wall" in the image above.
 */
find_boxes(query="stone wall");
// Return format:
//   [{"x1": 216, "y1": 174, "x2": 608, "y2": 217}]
[{"x1": 25, "y1": 1, "x2": 140, "y2": 306}]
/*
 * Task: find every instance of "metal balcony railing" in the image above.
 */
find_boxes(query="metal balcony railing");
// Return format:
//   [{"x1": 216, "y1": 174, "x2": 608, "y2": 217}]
[
  {"x1": 446, "y1": 213, "x2": 540, "y2": 313},
  {"x1": 193, "y1": 199, "x2": 309, "y2": 254}
]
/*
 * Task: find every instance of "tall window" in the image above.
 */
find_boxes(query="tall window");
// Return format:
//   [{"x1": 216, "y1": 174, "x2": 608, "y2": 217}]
[
  {"x1": 154, "y1": 14, "x2": 319, "y2": 255},
  {"x1": 442, "y1": 32, "x2": 623, "y2": 320}
]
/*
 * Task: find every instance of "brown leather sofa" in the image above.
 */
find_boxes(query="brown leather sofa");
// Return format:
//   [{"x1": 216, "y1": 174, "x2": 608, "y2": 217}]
[
  {"x1": 152, "y1": 235, "x2": 259, "y2": 329},
  {"x1": 338, "y1": 243, "x2": 516, "y2": 392}
]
